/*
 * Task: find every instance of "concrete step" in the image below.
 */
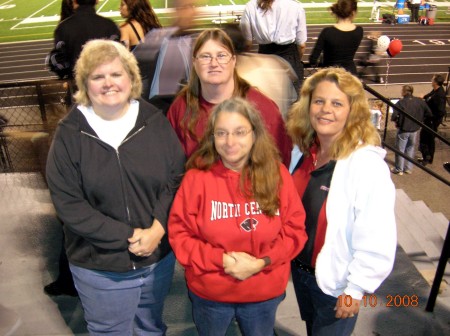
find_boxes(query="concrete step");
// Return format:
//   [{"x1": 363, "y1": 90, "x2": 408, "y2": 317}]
[
  {"x1": 412, "y1": 200, "x2": 446, "y2": 250},
  {"x1": 395, "y1": 189, "x2": 450, "y2": 292},
  {"x1": 396, "y1": 189, "x2": 443, "y2": 262}
]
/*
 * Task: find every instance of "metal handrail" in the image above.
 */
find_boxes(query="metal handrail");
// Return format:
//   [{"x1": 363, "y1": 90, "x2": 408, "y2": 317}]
[
  {"x1": 363, "y1": 83, "x2": 450, "y2": 186},
  {"x1": 362, "y1": 82, "x2": 450, "y2": 314}
]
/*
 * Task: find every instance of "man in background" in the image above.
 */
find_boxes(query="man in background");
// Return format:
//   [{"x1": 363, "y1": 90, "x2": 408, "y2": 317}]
[
  {"x1": 419, "y1": 74, "x2": 447, "y2": 166},
  {"x1": 391, "y1": 85, "x2": 431, "y2": 175},
  {"x1": 239, "y1": 0, "x2": 307, "y2": 92}
]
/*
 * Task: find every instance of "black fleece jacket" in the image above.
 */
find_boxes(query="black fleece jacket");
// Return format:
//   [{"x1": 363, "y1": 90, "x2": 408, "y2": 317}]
[{"x1": 46, "y1": 99, "x2": 185, "y2": 272}]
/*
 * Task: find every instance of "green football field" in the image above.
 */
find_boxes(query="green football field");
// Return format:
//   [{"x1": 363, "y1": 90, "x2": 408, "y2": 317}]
[{"x1": 0, "y1": 0, "x2": 449, "y2": 43}]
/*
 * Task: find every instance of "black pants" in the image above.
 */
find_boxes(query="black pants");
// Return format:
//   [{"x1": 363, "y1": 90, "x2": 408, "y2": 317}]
[
  {"x1": 258, "y1": 42, "x2": 303, "y2": 93},
  {"x1": 419, "y1": 116, "x2": 442, "y2": 164},
  {"x1": 410, "y1": 4, "x2": 420, "y2": 22},
  {"x1": 54, "y1": 226, "x2": 75, "y2": 288}
]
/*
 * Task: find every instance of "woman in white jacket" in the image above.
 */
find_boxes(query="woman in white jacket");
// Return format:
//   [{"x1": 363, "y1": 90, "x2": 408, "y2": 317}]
[{"x1": 286, "y1": 67, "x2": 396, "y2": 336}]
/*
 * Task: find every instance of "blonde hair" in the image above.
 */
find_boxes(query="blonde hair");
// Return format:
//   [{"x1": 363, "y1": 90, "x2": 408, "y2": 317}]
[
  {"x1": 286, "y1": 67, "x2": 380, "y2": 159},
  {"x1": 187, "y1": 97, "x2": 281, "y2": 216},
  {"x1": 74, "y1": 40, "x2": 142, "y2": 106}
]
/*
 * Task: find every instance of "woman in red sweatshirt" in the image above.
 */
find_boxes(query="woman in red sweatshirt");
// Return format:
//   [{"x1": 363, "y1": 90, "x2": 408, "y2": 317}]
[
  {"x1": 166, "y1": 28, "x2": 292, "y2": 167},
  {"x1": 168, "y1": 97, "x2": 307, "y2": 335}
]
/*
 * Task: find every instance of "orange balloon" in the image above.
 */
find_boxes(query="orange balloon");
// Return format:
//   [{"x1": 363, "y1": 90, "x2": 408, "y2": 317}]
[{"x1": 387, "y1": 39, "x2": 403, "y2": 57}]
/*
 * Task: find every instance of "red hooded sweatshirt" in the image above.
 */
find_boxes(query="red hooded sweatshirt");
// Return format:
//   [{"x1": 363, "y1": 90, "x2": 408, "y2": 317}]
[{"x1": 168, "y1": 161, "x2": 307, "y2": 303}]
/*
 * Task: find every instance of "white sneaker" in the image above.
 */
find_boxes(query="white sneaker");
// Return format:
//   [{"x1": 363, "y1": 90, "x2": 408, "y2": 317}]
[{"x1": 391, "y1": 168, "x2": 403, "y2": 175}]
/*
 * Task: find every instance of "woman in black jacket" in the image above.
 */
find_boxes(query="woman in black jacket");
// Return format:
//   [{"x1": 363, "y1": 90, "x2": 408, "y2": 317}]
[{"x1": 46, "y1": 40, "x2": 185, "y2": 335}]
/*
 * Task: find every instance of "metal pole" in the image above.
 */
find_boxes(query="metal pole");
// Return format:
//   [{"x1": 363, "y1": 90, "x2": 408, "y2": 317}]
[{"x1": 425, "y1": 223, "x2": 450, "y2": 312}]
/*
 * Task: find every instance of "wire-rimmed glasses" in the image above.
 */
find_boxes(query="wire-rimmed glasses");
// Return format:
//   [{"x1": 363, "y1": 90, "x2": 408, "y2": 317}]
[
  {"x1": 195, "y1": 53, "x2": 232, "y2": 65},
  {"x1": 213, "y1": 128, "x2": 253, "y2": 140}
]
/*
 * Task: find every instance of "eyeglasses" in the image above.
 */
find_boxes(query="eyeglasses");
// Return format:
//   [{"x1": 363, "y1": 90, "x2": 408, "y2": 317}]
[
  {"x1": 213, "y1": 128, "x2": 253, "y2": 140},
  {"x1": 195, "y1": 53, "x2": 232, "y2": 65}
]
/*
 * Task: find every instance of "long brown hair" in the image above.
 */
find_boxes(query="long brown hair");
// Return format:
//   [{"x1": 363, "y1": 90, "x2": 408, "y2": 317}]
[
  {"x1": 177, "y1": 28, "x2": 251, "y2": 142},
  {"x1": 187, "y1": 97, "x2": 282, "y2": 216},
  {"x1": 286, "y1": 67, "x2": 380, "y2": 159},
  {"x1": 123, "y1": 0, "x2": 161, "y2": 33}
]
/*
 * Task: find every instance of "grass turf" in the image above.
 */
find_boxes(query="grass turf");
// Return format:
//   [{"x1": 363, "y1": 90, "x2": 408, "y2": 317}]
[{"x1": 0, "y1": 0, "x2": 449, "y2": 43}]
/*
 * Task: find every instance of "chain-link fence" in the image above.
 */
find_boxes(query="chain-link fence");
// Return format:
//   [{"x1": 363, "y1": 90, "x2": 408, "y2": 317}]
[{"x1": 0, "y1": 80, "x2": 71, "y2": 176}]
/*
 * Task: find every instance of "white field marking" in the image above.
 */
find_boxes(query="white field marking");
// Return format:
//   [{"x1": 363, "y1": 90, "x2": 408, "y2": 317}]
[
  {"x1": 19, "y1": 16, "x2": 59, "y2": 24},
  {"x1": 10, "y1": 7, "x2": 176, "y2": 30},
  {"x1": 11, "y1": 25, "x2": 58, "y2": 30},
  {"x1": 97, "y1": 0, "x2": 111, "y2": 13},
  {"x1": 0, "y1": 0, "x2": 14, "y2": 8},
  {"x1": 11, "y1": 0, "x2": 58, "y2": 29}
]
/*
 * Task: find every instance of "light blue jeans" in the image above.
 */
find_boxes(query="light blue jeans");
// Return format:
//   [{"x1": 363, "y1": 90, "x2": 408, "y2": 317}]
[
  {"x1": 395, "y1": 130, "x2": 418, "y2": 172},
  {"x1": 70, "y1": 252, "x2": 175, "y2": 336}
]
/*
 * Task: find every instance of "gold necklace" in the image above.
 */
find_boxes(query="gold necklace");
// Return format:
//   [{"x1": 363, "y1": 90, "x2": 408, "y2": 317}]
[{"x1": 314, "y1": 151, "x2": 330, "y2": 168}]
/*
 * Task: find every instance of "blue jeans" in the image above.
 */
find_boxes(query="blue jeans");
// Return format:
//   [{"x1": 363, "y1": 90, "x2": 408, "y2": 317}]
[
  {"x1": 291, "y1": 265, "x2": 357, "y2": 336},
  {"x1": 189, "y1": 290, "x2": 285, "y2": 336},
  {"x1": 395, "y1": 130, "x2": 417, "y2": 172},
  {"x1": 70, "y1": 252, "x2": 175, "y2": 336}
]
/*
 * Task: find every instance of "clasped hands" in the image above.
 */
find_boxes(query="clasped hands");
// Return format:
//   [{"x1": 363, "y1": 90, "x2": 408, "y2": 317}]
[
  {"x1": 128, "y1": 221, "x2": 165, "y2": 258},
  {"x1": 223, "y1": 251, "x2": 266, "y2": 281}
]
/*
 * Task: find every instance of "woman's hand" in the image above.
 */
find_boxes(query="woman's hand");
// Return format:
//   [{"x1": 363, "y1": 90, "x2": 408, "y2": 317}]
[
  {"x1": 334, "y1": 294, "x2": 360, "y2": 319},
  {"x1": 223, "y1": 253, "x2": 236, "y2": 269},
  {"x1": 128, "y1": 220, "x2": 165, "y2": 257},
  {"x1": 223, "y1": 251, "x2": 266, "y2": 281}
]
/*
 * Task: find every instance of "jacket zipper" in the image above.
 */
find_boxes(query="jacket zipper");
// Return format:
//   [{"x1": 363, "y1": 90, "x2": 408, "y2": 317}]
[{"x1": 81, "y1": 125, "x2": 146, "y2": 270}]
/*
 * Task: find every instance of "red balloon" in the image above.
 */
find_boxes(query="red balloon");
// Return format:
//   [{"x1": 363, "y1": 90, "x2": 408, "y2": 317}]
[{"x1": 387, "y1": 39, "x2": 403, "y2": 57}]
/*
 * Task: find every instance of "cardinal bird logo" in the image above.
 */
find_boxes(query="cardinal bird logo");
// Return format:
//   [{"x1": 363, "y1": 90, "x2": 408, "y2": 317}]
[{"x1": 240, "y1": 218, "x2": 259, "y2": 232}]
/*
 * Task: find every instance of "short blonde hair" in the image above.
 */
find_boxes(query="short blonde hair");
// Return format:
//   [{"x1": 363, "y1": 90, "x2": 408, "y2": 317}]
[
  {"x1": 287, "y1": 67, "x2": 380, "y2": 159},
  {"x1": 74, "y1": 39, "x2": 142, "y2": 106}
]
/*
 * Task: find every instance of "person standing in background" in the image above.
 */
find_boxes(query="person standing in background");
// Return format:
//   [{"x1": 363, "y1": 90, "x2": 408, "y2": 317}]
[
  {"x1": 53, "y1": 0, "x2": 120, "y2": 78},
  {"x1": 419, "y1": 74, "x2": 447, "y2": 166},
  {"x1": 224, "y1": 23, "x2": 298, "y2": 119},
  {"x1": 240, "y1": 0, "x2": 307, "y2": 92},
  {"x1": 370, "y1": 100, "x2": 383, "y2": 130},
  {"x1": 169, "y1": 97, "x2": 307, "y2": 335},
  {"x1": 134, "y1": 0, "x2": 199, "y2": 111},
  {"x1": 60, "y1": 0, "x2": 76, "y2": 21},
  {"x1": 358, "y1": 31, "x2": 384, "y2": 84},
  {"x1": 309, "y1": 0, "x2": 363, "y2": 75},
  {"x1": 167, "y1": 28, "x2": 292, "y2": 166},
  {"x1": 119, "y1": 0, "x2": 162, "y2": 51},
  {"x1": 391, "y1": 85, "x2": 431, "y2": 175},
  {"x1": 46, "y1": 40, "x2": 185, "y2": 335},
  {"x1": 287, "y1": 68, "x2": 396, "y2": 336},
  {"x1": 409, "y1": 0, "x2": 422, "y2": 22}
]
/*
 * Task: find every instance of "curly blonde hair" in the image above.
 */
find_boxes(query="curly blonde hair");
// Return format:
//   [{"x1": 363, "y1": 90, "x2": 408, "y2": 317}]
[
  {"x1": 286, "y1": 67, "x2": 380, "y2": 159},
  {"x1": 74, "y1": 40, "x2": 142, "y2": 106},
  {"x1": 187, "y1": 97, "x2": 282, "y2": 217}
]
